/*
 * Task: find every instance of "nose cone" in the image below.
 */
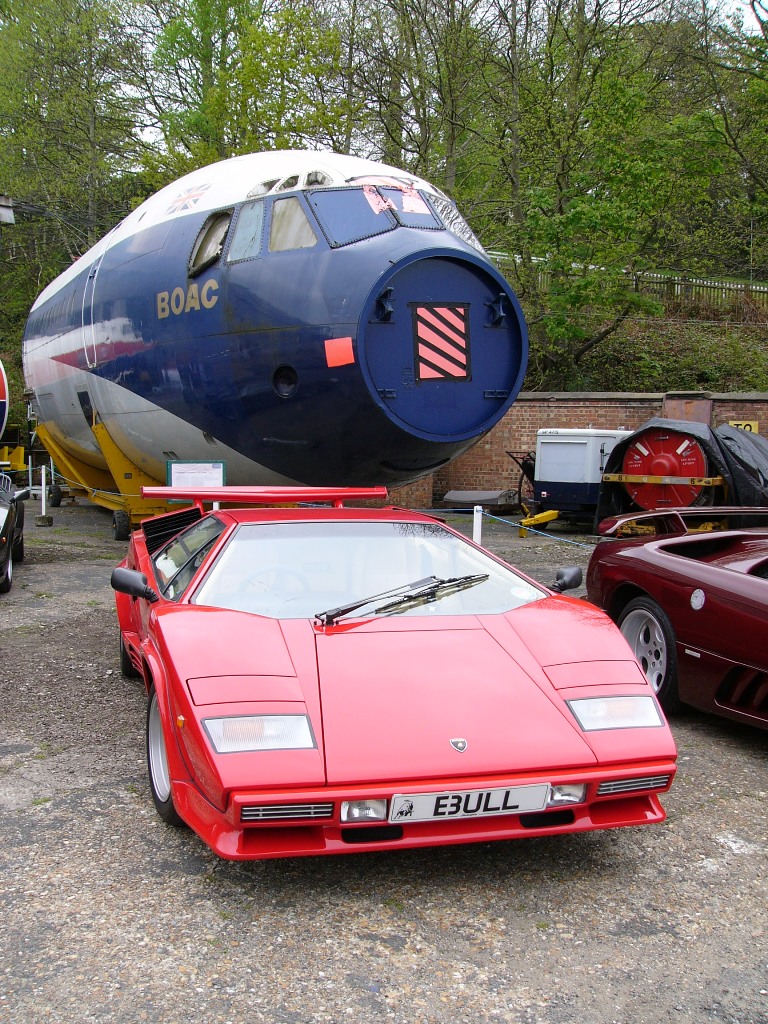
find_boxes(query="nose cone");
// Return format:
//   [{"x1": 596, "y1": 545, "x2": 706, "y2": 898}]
[{"x1": 359, "y1": 249, "x2": 528, "y2": 442}]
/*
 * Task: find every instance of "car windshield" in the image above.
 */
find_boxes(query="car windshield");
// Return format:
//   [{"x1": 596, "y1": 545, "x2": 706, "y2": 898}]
[{"x1": 192, "y1": 520, "x2": 544, "y2": 619}]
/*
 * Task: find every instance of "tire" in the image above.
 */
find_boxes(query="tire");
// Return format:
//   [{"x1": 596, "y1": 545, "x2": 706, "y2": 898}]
[
  {"x1": 146, "y1": 686, "x2": 183, "y2": 826},
  {"x1": 112, "y1": 510, "x2": 131, "y2": 542},
  {"x1": 516, "y1": 471, "x2": 535, "y2": 511},
  {"x1": 617, "y1": 596, "x2": 681, "y2": 712},
  {"x1": 120, "y1": 635, "x2": 141, "y2": 679},
  {"x1": 0, "y1": 552, "x2": 12, "y2": 594},
  {"x1": 48, "y1": 483, "x2": 63, "y2": 507}
]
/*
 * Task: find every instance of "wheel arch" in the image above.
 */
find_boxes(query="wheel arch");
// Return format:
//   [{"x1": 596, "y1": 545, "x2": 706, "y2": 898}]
[
  {"x1": 113, "y1": 588, "x2": 136, "y2": 634},
  {"x1": 140, "y1": 647, "x2": 190, "y2": 783},
  {"x1": 606, "y1": 581, "x2": 649, "y2": 624},
  {"x1": 141, "y1": 644, "x2": 169, "y2": 703}
]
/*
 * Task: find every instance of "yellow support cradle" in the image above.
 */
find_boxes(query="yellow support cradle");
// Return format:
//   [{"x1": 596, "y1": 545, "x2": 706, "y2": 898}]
[{"x1": 34, "y1": 420, "x2": 174, "y2": 537}]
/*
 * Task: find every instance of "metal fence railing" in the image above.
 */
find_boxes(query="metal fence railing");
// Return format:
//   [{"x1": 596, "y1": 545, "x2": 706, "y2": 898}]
[
  {"x1": 635, "y1": 272, "x2": 768, "y2": 307},
  {"x1": 489, "y1": 254, "x2": 768, "y2": 309}
]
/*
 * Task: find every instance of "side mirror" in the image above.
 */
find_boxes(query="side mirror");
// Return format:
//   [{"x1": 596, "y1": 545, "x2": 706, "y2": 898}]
[
  {"x1": 13, "y1": 488, "x2": 30, "y2": 502},
  {"x1": 111, "y1": 566, "x2": 159, "y2": 603},
  {"x1": 551, "y1": 566, "x2": 583, "y2": 593}
]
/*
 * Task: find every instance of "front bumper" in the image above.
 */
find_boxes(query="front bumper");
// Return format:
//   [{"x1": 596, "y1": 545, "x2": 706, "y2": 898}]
[{"x1": 169, "y1": 761, "x2": 677, "y2": 861}]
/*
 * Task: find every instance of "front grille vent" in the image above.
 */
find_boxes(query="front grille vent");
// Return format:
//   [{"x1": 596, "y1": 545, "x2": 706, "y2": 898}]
[
  {"x1": 597, "y1": 775, "x2": 671, "y2": 796},
  {"x1": 241, "y1": 802, "x2": 334, "y2": 822}
]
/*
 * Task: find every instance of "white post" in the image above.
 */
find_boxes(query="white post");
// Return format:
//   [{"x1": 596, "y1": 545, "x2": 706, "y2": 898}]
[
  {"x1": 473, "y1": 505, "x2": 483, "y2": 545},
  {"x1": 41, "y1": 465, "x2": 47, "y2": 516}
]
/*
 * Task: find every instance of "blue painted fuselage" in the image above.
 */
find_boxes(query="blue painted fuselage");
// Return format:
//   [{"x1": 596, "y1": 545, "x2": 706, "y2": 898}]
[{"x1": 23, "y1": 151, "x2": 528, "y2": 487}]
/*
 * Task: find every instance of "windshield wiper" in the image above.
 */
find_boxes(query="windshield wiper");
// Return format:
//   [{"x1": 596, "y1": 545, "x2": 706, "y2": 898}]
[
  {"x1": 316, "y1": 577, "x2": 439, "y2": 627},
  {"x1": 374, "y1": 574, "x2": 489, "y2": 615}
]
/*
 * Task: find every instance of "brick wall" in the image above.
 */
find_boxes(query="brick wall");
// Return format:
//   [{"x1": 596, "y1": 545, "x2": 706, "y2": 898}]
[
  {"x1": 430, "y1": 391, "x2": 768, "y2": 500},
  {"x1": 389, "y1": 475, "x2": 433, "y2": 509}
]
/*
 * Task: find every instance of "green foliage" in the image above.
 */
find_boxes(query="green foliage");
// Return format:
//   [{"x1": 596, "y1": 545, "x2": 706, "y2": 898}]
[
  {"x1": 574, "y1": 316, "x2": 768, "y2": 392},
  {"x1": 237, "y1": 2, "x2": 349, "y2": 153},
  {"x1": 0, "y1": 0, "x2": 146, "y2": 424},
  {"x1": 467, "y1": 2, "x2": 738, "y2": 388},
  {"x1": 2, "y1": 0, "x2": 768, "y2": 411},
  {"x1": 0, "y1": 0, "x2": 143, "y2": 238},
  {"x1": 137, "y1": 0, "x2": 349, "y2": 178}
]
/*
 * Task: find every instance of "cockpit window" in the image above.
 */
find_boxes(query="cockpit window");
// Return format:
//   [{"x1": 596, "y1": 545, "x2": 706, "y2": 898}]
[
  {"x1": 227, "y1": 200, "x2": 265, "y2": 262},
  {"x1": 248, "y1": 178, "x2": 280, "y2": 198},
  {"x1": 379, "y1": 187, "x2": 441, "y2": 229},
  {"x1": 189, "y1": 212, "x2": 231, "y2": 276},
  {"x1": 307, "y1": 186, "x2": 396, "y2": 247},
  {"x1": 269, "y1": 197, "x2": 318, "y2": 252},
  {"x1": 306, "y1": 170, "x2": 332, "y2": 186},
  {"x1": 276, "y1": 174, "x2": 300, "y2": 192},
  {"x1": 427, "y1": 194, "x2": 486, "y2": 254},
  {"x1": 248, "y1": 171, "x2": 333, "y2": 198},
  {"x1": 307, "y1": 185, "x2": 447, "y2": 247}
]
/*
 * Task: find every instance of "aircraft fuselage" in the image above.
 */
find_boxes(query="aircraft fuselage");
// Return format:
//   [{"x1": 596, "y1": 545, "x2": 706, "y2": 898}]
[{"x1": 23, "y1": 150, "x2": 528, "y2": 488}]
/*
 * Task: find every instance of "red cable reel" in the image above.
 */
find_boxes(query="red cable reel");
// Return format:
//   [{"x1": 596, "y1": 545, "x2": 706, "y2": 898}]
[{"x1": 622, "y1": 427, "x2": 709, "y2": 510}]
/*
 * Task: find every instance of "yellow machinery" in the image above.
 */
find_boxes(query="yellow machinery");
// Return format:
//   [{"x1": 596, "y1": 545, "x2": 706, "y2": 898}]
[
  {"x1": 0, "y1": 444, "x2": 25, "y2": 474},
  {"x1": 34, "y1": 419, "x2": 176, "y2": 539},
  {"x1": 518, "y1": 506, "x2": 560, "y2": 536}
]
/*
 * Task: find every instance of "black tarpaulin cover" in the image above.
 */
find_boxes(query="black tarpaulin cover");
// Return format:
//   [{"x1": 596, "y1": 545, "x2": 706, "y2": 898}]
[
  {"x1": 715, "y1": 424, "x2": 768, "y2": 507},
  {"x1": 595, "y1": 418, "x2": 768, "y2": 524}
]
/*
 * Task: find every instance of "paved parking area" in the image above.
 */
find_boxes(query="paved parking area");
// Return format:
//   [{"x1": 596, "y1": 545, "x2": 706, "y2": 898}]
[{"x1": 0, "y1": 499, "x2": 765, "y2": 1024}]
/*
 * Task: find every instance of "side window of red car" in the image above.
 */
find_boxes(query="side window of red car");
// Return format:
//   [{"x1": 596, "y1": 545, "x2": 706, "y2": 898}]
[{"x1": 153, "y1": 517, "x2": 225, "y2": 601}]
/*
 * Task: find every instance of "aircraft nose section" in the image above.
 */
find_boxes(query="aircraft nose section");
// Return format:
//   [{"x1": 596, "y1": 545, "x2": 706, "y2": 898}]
[{"x1": 358, "y1": 250, "x2": 528, "y2": 442}]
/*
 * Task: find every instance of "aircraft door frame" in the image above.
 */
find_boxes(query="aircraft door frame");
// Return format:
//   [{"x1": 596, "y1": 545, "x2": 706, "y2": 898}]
[{"x1": 81, "y1": 253, "x2": 104, "y2": 369}]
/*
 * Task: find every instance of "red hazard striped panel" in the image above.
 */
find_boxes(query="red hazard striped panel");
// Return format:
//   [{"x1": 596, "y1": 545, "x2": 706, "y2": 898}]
[{"x1": 412, "y1": 304, "x2": 471, "y2": 381}]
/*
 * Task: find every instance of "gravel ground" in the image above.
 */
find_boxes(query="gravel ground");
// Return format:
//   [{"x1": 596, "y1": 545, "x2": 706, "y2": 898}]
[{"x1": 0, "y1": 497, "x2": 766, "y2": 1024}]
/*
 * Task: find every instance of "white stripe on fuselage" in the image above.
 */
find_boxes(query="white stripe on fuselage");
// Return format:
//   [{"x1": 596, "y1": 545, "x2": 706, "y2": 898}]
[{"x1": 42, "y1": 370, "x2": 302, "y2": 487}]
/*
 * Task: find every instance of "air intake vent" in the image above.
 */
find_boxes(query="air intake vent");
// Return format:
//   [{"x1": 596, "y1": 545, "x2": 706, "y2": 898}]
[
  {"x1": 241, "y1": 802, "x2": 334, "y2": 822},
  {"x1": 597, "y1": 775, "x2": 671, "y2": 796},
  {"x1": 142, "y1": 506, "x2": 202, "y2": 554},
  {"x1": 717, "y1": 667, "x2": 768, "y2": 718}
]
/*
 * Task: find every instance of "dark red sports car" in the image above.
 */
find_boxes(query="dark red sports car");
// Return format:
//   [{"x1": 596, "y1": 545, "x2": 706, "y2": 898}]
[
  {"x1": 111, "y1": 486, "x2": 676, "y2": 861},
  {"x1": 587, "y1": 506, "x2": 768, "y2": 730}
]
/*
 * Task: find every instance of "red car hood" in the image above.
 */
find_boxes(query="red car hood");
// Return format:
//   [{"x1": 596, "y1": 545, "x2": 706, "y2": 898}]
[{"x1": 316, "y1": 610, "x2": 599, "y2": 785}]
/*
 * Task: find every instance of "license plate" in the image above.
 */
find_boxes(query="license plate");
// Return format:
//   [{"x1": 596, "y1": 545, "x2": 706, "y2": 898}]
[{"x1": 389, "y1": 784, "x2": 549, "y2": 823}]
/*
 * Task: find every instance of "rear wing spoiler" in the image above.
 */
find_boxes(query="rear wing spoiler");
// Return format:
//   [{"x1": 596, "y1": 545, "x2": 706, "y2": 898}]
[
  {"x1": 141, "y1": 485, "x2": 388, "y2": 512},
  {"x1": 598, "y1": 505, "x2": 768, "y2": 538}
]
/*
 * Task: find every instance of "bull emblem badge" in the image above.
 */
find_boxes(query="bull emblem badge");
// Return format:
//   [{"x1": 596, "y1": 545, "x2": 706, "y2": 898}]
[
  {"x1": 450, "y1": 738, "x2": 468, "y2": 752},
  {"x1": 394, "y1": 800, "x2": 414, "y2": 819}
]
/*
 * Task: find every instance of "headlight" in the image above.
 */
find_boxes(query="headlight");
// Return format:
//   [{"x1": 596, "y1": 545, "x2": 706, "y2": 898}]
[
  {"x1": 203, "y1": 715, "x2": 315, "y2": 753},
  {"x1": 548, "y1": 784, "x2": 586, "y2": 806},
  {"x1": 567, "y1": 695, "x2": 662, "y2": 731},
  {"x1": 341, "y1": 799, "x2": 388, "y2": 823}
]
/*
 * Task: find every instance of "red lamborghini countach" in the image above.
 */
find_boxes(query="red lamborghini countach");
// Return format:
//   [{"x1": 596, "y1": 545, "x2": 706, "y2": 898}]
[{"x1": 111, "y1": 486, "x2": 676, "y2": 861}]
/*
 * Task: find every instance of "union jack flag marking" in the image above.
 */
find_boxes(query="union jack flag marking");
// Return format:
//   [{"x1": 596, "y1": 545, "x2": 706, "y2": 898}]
[
  {"x1": 166, "y1": 183, "x2": 211, "y2": 215},
  {"x1": 412, "y1": 304, "x2": 471, "y2": 381}
]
